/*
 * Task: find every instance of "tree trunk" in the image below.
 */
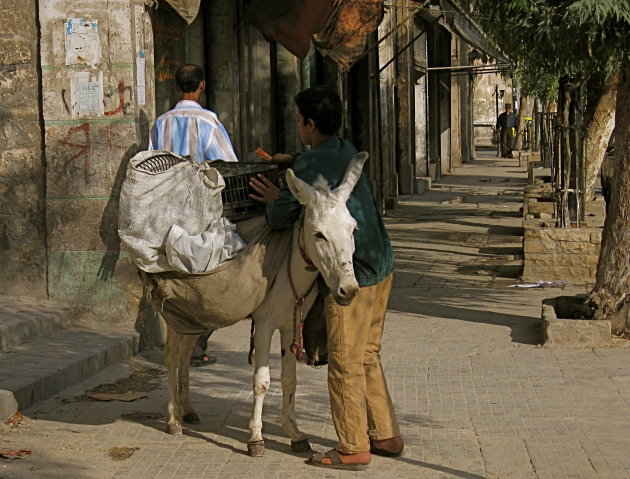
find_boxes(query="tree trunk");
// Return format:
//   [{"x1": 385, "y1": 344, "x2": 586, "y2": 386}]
[
  {"x1": 589, "y1": 60, "x2": 630, "y2": 335},
  {"x1": 584, "y1": 74, "x2": 619, "y2": 200},
  {"x1": 514, "y1": 94, "x2": 529, "y2": 150}
]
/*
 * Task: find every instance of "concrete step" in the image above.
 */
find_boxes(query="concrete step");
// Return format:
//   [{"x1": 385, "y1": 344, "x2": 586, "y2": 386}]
[
  {"x1": 0, "y1": 324, "x2": 138, "y2": 419},
  {"x1": 0, "y1": 295, "x2": 74, "y2": 352}
]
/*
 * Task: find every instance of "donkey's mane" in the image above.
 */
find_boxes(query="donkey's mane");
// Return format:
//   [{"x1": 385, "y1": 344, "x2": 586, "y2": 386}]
[{"x1": 312, "y1": 175, "x2": 331, "y2": 193}]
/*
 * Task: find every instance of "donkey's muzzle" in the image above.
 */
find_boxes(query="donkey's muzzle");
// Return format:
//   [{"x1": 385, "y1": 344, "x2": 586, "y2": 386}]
[{"x1": 333, "y1": 282, "x2": 359, "y2": 306}]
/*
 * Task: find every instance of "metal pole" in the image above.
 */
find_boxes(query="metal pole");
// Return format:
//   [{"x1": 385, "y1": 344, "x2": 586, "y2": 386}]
[{"x1": 495, "y1": 85, "x2": 500, "y2": 157}]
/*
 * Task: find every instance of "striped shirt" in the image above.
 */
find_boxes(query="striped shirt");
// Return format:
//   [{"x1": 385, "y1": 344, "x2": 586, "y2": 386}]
[{"x1": 149, "y1": 100, "x2": 238, "y2": 163}]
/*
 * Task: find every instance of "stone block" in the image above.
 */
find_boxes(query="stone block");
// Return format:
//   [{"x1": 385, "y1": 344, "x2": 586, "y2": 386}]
[
  {"x1": 0, "y1": 110, "x2": 42, "y2": 151},
  {"x1": 415, "y1": 177, "x2": 431, "y2": 194},
  {"x1": 0, "y1": 390, "x2": 18, "y2": 421},
  {"x1": 0, "y1": 66, "x2": 39, "y2": 110},
  {"x1": 518, "y1": 151, "x2": 531, "y2": 168},
  {"x1": 528, "y1": 200, "x2": 555, "y2": 214},
  {"x1": 522, "y1": 264, "x2": 592, "y2": 282},
  {"x1": 541, "y1": 296, "x2": 611, "y2": 348}
]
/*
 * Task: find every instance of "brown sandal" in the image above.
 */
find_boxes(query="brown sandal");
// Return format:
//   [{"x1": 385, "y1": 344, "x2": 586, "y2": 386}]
[{"x1": 307, "y1": 449, "x2": 368, "y2": 471}]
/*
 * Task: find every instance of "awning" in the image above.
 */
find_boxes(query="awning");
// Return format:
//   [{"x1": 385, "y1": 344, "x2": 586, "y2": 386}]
[
  {"x1": 244, "y1": 0, "x2": 333, "y2": 59},
  {"x1": 433, "y1": 0, "x2": 511, "y2": 65},
  {"x1": 245, "y1": 0, "x2": 384, "y2": 70},
  {"x1": 164, "y1": 0, "x2": 201, "y2": 24},
  {"x1": 312, "y1": 0, "x2": 384, "y2": 70}
]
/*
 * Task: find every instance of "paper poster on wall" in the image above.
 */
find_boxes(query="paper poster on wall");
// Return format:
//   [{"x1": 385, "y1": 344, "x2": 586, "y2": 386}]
[
  {"x1": 134, "y1": 5, "x2": 145, "y2": 54},
  {"x1": 70, "y1": 71, "x2": 104, "y2": 117},
  {"x1": 65, "y1": 18, "x2": 102, "y2": 66},
  {"x1": 137, "y1": 53, "x2": 146, "y2": 106}
]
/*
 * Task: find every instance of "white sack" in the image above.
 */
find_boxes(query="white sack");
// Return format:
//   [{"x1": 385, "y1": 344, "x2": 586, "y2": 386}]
[
  {"x1": 119, "y1": 150, "x2": 229, "y2": 273},
  {"x1": 165, "y1": 218, "x2": 246, "y2": 273}
]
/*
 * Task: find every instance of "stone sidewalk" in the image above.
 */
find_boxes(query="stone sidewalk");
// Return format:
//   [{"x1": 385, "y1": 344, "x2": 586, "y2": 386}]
[{"x1": 1, "y1": 150, "x2": 629, "y2": 479}]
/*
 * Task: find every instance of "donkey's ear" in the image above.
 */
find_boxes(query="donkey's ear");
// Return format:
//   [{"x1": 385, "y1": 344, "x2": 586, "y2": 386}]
[
  {"x1": 286, "y1": 168, "x2": 318, "y2": 206},
  {"x1": 333, "y1": 152, "x2": 368, "y2": 203}
]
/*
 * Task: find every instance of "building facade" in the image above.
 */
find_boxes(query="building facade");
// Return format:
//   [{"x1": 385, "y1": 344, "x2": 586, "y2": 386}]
[{"x1": 0, "y1": 0, "x2": 507, "y2": 341}]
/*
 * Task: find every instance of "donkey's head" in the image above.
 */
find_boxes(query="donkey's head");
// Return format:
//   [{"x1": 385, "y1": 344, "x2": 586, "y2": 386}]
[{"x1": 285, "y1": 152, "x2": 368, "y2": 306}]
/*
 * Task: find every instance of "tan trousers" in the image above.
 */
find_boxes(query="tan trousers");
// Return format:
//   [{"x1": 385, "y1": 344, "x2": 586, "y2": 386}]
[{"x1": 324, "y1": 274, "x2": 400, "y2": 454}]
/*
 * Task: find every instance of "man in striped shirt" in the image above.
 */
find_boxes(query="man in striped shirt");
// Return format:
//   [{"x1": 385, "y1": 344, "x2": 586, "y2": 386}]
[
  {"x1": 149, "y1": 64, "x2": 238, "y2": 163},
  {"x1": 149, "y1": 64, "x2": 238, "y2": 366}
]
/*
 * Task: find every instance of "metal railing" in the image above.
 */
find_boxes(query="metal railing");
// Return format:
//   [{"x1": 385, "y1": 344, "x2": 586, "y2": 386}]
[{"x1": 537, "y1": 111, "x2": 585, "y2": 227}]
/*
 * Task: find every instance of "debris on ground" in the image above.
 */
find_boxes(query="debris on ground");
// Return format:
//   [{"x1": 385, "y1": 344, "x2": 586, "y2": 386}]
[
  {"x1": 3, "y1": 412, "x2": 23, "y2": 428},
  {"x1": 88, "y1": 392, "x2": 148, "y2": 402},
  {"x1": 0, "y1": 449, "x2": 31, "y2": 460},
  {"x1": 508, "y1": 280, "x2": 567, "y2": 288},
  {"x1": 74, "y1": 367, "x2": 164, "y2": 402},
  {"x1": 107, "y1": 446, "x2": 139, "y2": 461}
]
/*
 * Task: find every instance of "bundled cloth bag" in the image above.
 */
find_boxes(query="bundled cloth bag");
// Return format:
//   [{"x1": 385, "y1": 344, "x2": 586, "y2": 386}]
[{"x1": 118, "y1": 150, "x2": 245, "y2": 273}]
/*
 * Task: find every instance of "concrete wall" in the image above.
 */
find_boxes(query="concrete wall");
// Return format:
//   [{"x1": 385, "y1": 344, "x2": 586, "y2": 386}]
[
  {"x1": 39, "y1": 0, "x2": 155, "y2": 322},
  {"x1": 0, "y1": 0, "x2": 47, "y2": 297}
]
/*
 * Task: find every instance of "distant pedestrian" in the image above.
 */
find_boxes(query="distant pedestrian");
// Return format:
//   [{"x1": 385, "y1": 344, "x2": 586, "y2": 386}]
[
  {"x1": 496, "y1": 103, "x2": 517, "y2": 158},
  {"x1": 149, "y1": 63, "x2": 239, "y2": 366}
]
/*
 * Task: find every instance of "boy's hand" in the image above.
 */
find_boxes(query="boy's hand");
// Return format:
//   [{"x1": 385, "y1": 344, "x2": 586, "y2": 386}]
[{"x1": 249, "y1": 174, "x2": 280, "y2": 204}]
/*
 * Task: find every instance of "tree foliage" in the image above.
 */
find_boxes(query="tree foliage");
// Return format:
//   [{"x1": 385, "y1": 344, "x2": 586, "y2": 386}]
[{"x1": 468, "y1": 0, "x2": 630, "y2": 96}]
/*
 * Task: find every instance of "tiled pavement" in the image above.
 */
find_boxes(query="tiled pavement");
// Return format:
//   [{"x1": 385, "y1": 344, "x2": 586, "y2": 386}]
[{"x1": 1, "y1": 150, "x2": 629, "y2": 479}]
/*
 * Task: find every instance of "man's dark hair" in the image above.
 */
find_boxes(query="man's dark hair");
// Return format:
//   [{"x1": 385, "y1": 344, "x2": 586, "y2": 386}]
[
  {"x1": 505, "y1": 103, "x2": 512, "y2": 109},
  {"x1": 294, "y1": 86, "x2": 342, "y2": 135},
  {"x1": 175, "y1": 64, "x2": 204, "y2": 93}
]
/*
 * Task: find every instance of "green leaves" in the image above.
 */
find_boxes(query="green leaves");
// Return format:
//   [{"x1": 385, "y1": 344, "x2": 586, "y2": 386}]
[
  {"x1": 467, "y1": 0, "x2": 629, "y2": 96},
  {"x1": 566, "y1": 0, "x2": 630, "y2": 25}
]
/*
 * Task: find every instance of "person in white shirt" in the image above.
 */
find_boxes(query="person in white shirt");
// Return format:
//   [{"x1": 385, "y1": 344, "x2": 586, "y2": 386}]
[{"x1": 149, "y1": 63, "x2": 239, "y2": 366}]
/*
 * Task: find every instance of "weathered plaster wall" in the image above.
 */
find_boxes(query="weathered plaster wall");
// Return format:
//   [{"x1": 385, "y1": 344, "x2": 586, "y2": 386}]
[
  {"x1": 39, "y1": 0, "x2": 155, "y2": 322},
  {"x1": 0, "y1": 0, "x2": 48, "y2": 297}
]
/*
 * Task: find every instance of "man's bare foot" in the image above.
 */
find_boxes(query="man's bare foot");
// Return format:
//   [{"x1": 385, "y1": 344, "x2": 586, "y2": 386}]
[
  {"x1": 370, "y1": 436, "x2": 404, "y2": 456},
  {"x1": 307, "y1": 449, "x2": 370, "y2": 470}
]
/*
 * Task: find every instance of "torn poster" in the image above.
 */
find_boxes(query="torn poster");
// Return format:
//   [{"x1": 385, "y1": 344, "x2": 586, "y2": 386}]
[
  {"x1": 70, "y1": 71, "x2": 104, "y2": 117},
  {"x1": 137, "y1": 53, "x2": 146, "y2": 106},
  {"x1": 65, "y1": 18, "x2": 102, "y2": 66}
]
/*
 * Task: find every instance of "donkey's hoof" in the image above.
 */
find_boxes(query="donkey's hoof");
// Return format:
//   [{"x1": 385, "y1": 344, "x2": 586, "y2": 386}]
[
  {"x1": 182, "y1": 411, "x2": 200, "y2": 424},
  {"x1": 247, "y1": 440, "x2": 265, "y2": 457},
  {"x1": 290, "y1": 438, "x2": 313, "y2": 453},
  {"x1": 165, "y1": 423, "x2": 183, "y2": 435}
]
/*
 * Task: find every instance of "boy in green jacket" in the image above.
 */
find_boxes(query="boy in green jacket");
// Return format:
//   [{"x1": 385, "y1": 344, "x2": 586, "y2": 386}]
[{"x1": 249, "y1": 86, "x2": 403, "y2": 470}]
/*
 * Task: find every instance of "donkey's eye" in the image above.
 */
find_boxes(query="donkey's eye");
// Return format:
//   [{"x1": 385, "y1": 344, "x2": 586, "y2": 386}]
[{"x1": 314, "y1": 232, "x2": 327, "y2": 240}]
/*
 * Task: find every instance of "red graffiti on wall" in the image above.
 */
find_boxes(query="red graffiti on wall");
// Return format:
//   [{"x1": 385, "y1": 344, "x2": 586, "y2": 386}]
[
  {"x1": 104, "y1": 81, "x2": 132, "y2": 116},
  {"x1": 58, "y1": 123, "x2": 91, "y2": 184}
]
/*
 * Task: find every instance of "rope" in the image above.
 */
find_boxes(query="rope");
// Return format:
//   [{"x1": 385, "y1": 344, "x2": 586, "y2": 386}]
[
  {"x1": 287, "y1": 228, "x2": 317, "y2": 363},
  {"x1": 248, "y1": 318, "x2": 255, "y2": 365},
  {"x1": 297, "y1": 214, "x2": 318, "y2": 272}
]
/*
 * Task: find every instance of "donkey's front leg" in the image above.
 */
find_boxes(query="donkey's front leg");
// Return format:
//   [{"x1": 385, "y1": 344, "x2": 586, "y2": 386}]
[
  {"x1": 247, "y1": 322, "x2": 273, "y2": 457},
  {"x1": 279, "y1": 325, "x2": 311, "y2": 453}
]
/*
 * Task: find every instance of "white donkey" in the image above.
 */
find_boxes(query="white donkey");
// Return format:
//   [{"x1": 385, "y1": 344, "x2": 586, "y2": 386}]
[{"x1": 162, "y1": 152, "x2": 368, "y2": 456}]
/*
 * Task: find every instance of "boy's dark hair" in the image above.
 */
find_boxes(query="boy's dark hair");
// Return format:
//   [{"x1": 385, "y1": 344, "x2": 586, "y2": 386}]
[
  {"x1": 294, "y1": 86, "x2": 342, "y2": 135},
  {"x1": 175, "y1": 64, "x2": 204, "y2": 93}
]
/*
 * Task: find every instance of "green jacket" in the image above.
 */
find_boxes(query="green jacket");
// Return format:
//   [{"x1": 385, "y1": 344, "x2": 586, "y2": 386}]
[{"x1": 265, "y1": 136, "x2": 394, "y2": 288}]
